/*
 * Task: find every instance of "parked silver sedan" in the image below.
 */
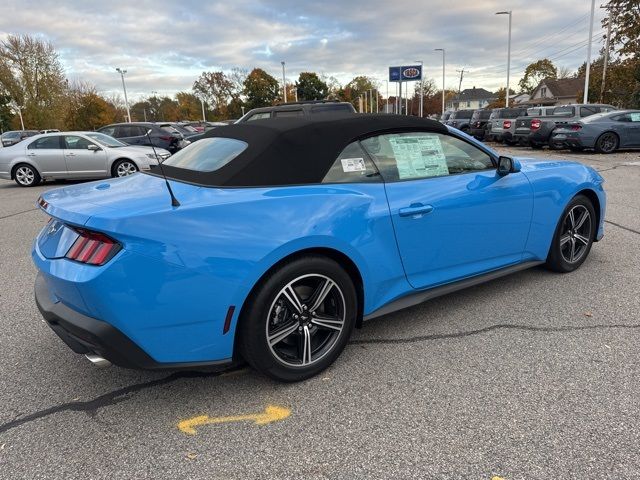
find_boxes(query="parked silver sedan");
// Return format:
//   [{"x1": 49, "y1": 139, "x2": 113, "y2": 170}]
[{"x1": 0, "y1": 132, "x2": 170, "y2": 187}]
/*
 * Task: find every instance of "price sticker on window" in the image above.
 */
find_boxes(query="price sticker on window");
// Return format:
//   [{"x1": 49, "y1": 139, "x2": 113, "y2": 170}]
[{"x1": 341, "y1": 157, "x2": 367, "y2": 173}]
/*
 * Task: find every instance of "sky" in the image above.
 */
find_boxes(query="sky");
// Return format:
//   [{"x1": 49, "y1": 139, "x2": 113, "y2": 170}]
[{"x1": 0, "y1": 0, "x2": 607, "y2": 102}]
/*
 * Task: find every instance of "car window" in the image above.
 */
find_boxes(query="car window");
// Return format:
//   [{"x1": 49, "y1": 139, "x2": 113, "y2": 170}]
[
  {"x1": 28, "y1": 136, "x2": 62, "y2": 149},
  {"x1": 274, "y1": 110, "x2": 303, "y2": 118},
  {"x1": 322, "y1": 141, "x2": 379, "y2": 184},
  {"x1": 630, "y1": 112, "x2": 640, "y2": 122},
  {"x1": 554, "y1": 106, "x2": 574, "y2": 116},
  {"x1": 246, "y1": 112, "x2": 271, "y2": 121},
  {"x1": 163, "y1": 137, "x2": 247, "y2": 172},
  {"x1": 64, "y1": 135, "x2": 95, "y2": 150},
  {"x1": 361, "y1": 132, "x2": 494, "y2": 182},
  {"x1": 580, "y1": 107, "x2": 598, "y2": 117},
  {"x1": 100, "y1": 126, "x2": 116, "y2": 137}
]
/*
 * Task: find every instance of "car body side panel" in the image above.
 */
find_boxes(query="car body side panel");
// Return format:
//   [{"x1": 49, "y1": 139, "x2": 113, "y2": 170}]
[
  {"x1": 36, "y1": 177, "x2": 408, "y2": 363},
  {"x1": 517, "y1": 158, "x2": 606, "y2": 259}
]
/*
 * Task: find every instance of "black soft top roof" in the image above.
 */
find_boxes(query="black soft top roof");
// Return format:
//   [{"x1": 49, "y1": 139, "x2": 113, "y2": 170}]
[{"x1": 157, "y1": 113, "x2": 448, "y2": 187}]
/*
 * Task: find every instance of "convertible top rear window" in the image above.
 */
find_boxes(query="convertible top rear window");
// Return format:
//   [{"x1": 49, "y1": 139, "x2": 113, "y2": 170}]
[{"x1": 163, "y1": 138, "x2": 248, "y2": 172}]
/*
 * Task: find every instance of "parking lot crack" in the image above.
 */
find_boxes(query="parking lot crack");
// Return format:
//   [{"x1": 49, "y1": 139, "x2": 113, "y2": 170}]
[
  {"x1": 350, "y1": 323, "x2": 640, "y2": 345},
  {"x1": 0, "y1": 208, "x2": 37, "y2": 221},
  {"x1": 605, "y1": 220, "x2": 640, "y2": 236},
  {"x1": 0, "y1": 367, "x2": 240, "y2": 436}
]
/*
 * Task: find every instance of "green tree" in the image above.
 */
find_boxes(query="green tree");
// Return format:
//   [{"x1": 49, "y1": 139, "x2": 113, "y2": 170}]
[
  {"x1": 577, "y1": 56, "x2": 640, "y2": 108},
  {"x1": 0, "y1": 90, "x2": 12, "y2": 131},
  {"x1": 518, "y1": 59, "x2": 558, "y2": 94},
  {"x1": 243, "y1": 68, "x2": 279, "y2": 109},
  {"x1": 0, "y1": 34, "x2": 67, "y2": 129},
  {"x1": 193, "y1": 71, "x2": 234, "y2": 118},
  {"x1": 64, "y1": 84, "x2": 116, "y2": 130},
  {"x1": 604, "y1": 0, "x2": 640, "y2": 60},
  {"x1": 296, "y1": 72, "x2": 328, "y2": 101},
  {"x1": 338, "y1": 76, "x2": 378, "y2": 109}
]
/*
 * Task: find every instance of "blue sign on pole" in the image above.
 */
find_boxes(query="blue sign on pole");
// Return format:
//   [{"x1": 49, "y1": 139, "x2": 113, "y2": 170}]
[{"x1": 389, "y1": 65, "x2": 422, "y2": 82}]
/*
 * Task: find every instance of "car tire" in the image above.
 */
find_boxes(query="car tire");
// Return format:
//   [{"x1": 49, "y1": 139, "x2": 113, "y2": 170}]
[
  {"x1": 545, "y1": 195, "x2": 596, "y2": 273},
  {"x1": 13, "y1": 163, "x2": 41, "y2": 187},
  {"x1": 238, "y1": 255, "x2": 357, "y2": 382},
  {"x1": 594, "y1": 132, "x2": 619, "y2": 154},
  {"x1": 111, "y1": 159, "x2": 139, "y2": 177}
]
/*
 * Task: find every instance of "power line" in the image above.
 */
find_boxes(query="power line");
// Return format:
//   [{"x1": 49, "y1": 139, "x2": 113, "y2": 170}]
[{"x1": 510, "y1": 12, "x2": 590, "y2": 57}]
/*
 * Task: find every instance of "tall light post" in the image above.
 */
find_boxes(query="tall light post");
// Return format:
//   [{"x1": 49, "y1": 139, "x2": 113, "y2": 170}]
[
  {"x1": 434, "y1": 48, "x2": 445, "y2": 117},
  {"x1": 385, "y1": 80, "x2": 389, "y2": 113},
  {"x1": 281, "y1": 61, "x2": 287, "y2": 103},
  {"x1": 495, "y1": 11, "x2": 512, "y2": 107},
  {"x1": 116, "y1": 68, "x2": 131, "y2": 123},
  {"x1": 415, "y1": 60, "x2": 424, "y2": 117},
  {"x1": 200, "y1": 97, "x2": 206, "y2": 122},
  {"x1": 584, "y1": 0, "x2": 596, "y2": 103}
]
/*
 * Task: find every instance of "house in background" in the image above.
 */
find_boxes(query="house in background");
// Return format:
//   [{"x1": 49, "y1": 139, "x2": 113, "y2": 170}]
[
  {"x1": 446, "y1": 87, "x2": 496, "y2": 111},
  {"x1": 526, "y1": 77, "x2": 584, "y2": 106}
]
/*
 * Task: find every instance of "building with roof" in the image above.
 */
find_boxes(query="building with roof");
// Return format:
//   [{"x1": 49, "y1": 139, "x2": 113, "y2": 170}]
[
  {"x1": 446, "y1": 87, "x2": 496, "y2": 111},
  {"x1": 526, "y1": 77, "x2": 584, "y2": 106}
]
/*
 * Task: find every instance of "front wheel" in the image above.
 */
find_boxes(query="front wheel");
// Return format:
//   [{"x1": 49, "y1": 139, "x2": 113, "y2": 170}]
[
  {"x1": 112, "y1": 159, "x2": 138, "y2": 177},
  {"x1": 13, "y1": 163, "x2": 41, "y2": 187},
  {"x1": 238, "y1": 256, "x2": 357, "y2": 382},
  {"x1": 546, "y1": 195, "x2": 596, "y2": 273}
]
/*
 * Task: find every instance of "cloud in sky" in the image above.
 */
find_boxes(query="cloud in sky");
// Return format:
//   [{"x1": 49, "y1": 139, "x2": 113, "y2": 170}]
[{"x1": 0, "y1": 0, "x2": 606, "y2": 100}]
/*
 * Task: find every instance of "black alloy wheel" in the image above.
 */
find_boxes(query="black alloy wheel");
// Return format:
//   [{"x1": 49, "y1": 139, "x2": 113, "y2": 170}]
[
  {"x1": 595, "y1": 132, "x2": 619, "y2": 154},
  {"x1": 546, "y1": 195, "x2": 595, "y2": 273}
]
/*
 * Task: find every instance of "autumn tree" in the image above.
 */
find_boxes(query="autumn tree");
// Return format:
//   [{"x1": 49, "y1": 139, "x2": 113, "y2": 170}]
[
  {"x1": 604, "y1": 0, "x2": 640, "y2": 60},
  {"x1": 64, "y1": 83, "x2": 117, "y2": 130},
  {"x1": 296, "y1": 72, "x2": 328, "y2": 101},
  {"x1": 243, "y1": 68, "x2": 279, "y2": 109},
  {"x1": 338, "y1": 76, "x2": 378, "y2": 108},
  {"x1": 0, "y1": 34, "x2": 67, "y2": 129},
  {"x1": 193, "y1": 71, "x2": 234, "y2": 118},
  {"x1": 518, "y1": 59, "x2": 558, "y2": 94},
  {"x1": 175, "y1": 91, "x2": 202, "y2": 120},
  {"x1": 0, "y1": 90, "x2": 12, "y2": 131},
  {"x1": 486, "y1": 88, "x2": 516, "y2": 109}
]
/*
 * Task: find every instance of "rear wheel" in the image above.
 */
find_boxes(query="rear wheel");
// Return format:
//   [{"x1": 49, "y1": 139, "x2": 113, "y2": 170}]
[
  {"x1": 112, "y1": 159, "x2": 138, "y2": 177},
  {"x1": 594, "y1": 132, "x2": 619, "y2": 154},
  {"x1": 546, "y1": 195, "x2": 595, "y2": 273},
  {"x1": 238, "y1": 256, "x2": 357, "y2": 382},
  {"x1": 13, "y1": 163, "x2": 41, "y2": 187}
]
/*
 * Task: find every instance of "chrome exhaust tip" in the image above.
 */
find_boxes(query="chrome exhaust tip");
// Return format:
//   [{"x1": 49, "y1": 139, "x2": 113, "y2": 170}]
[{"x1": 85, "y1": 353, "x2": 112, "y2": 368}]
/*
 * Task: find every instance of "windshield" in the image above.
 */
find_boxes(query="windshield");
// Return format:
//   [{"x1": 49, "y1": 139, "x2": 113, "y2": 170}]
[
  {"x1": 453, "y1": 110, "x2": 474, "y2": 119},
  {"x1": 471, "y1": 110, "x2": 491, "y2": 120},
  {"x1": 582, "y1": 112, "x2": 613, "y2": 123},
  {"x1": 553, "y1": 106, "x2": 575, "y2": 116},
  {"x1": 85, "y1": 132, "x2": 127, "y2": 147},
  {"x1": 163, "y1": 137, "x2": 248, "y2": 172}
]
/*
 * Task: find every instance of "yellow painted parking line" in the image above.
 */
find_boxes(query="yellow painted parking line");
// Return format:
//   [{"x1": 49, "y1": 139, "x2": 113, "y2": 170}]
[
  {"x1": 491, "y1": 476, "x2": 506, "y2": 480},
  {"x1": 177, "y1": 405, "x2": 291, "y2": 435}
]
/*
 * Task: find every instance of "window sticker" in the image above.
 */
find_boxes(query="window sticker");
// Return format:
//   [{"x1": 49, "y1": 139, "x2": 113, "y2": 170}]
[
  {"x1": 629, "y1": 113, "x2": 640, "y2": 122},
  {"x1": 389, "y1": 135, "x2": 449, "y2": 179},
  {"x1": 341, "y1": 157, "x2": 367, "y2": 173}
]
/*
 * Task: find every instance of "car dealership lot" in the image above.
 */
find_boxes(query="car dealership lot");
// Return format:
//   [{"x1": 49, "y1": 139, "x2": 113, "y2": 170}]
[{"x1": 0, "y1": 148, "x2": 639, "y2": 479}]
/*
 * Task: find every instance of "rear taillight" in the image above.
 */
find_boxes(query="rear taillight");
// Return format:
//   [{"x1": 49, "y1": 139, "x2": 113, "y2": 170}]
[
  {"x1": 503, "y1": 120, "x2": 511, "y2": 129},
  {"x1": 531, "y1": 119, "x2": 541, "y2": 130},
  {"x1": 570, "y1": 124, "x2": 582, "y2": 131},
  {"x1": 159, "y1": 135, "x2": 173, "y2": 141},
  {"x1": 65, "y1": 228, "x2": 121, "y2": 265}
]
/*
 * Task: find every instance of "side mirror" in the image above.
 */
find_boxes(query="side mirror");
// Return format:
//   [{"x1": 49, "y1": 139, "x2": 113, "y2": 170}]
[
  {"x1": 497, "y1": 156, "x2": 520, "y2": 176},
  {"x1": 87, "y1": 144, "x2": 100, "y2": 151}
]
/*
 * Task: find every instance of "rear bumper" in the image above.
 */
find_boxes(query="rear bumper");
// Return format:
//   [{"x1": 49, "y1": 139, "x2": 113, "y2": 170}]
[{"x1": 35, "y1": 272, "x2": 232, "y2": 370}]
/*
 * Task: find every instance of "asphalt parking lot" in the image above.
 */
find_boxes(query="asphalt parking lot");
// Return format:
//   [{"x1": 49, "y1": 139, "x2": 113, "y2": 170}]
[{"x1": 1, "y1": 146, "x2": 639, "y2": 480}]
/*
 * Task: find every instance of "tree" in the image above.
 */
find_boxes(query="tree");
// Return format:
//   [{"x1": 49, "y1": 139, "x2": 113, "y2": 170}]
[
  {"x1": 243, "y1": 68, "x2": 279, "y2": 109},
  {"x1": 577, "y1": 55, "x2": 640, "y2": 108},
  {"x1": 0, "y1": 34, "x2": 67, "y2": 129},
  {"x1": 295, "y1": 72, "x2": 328, "y2": 101},
  {"x1": 557, "y1": 66, "x2": 574, "y2": 79},
  {"x1": 338, "y1": 76, "x2": 378, "y2": 109},
  {"x1": 518, "y1": 59, "x2": 558, "y2": 94},
  {"x1": 0, "y1": 90, "x2": 12, "y2": 131},
  {"x1": 486, "y1": 88, "x2": 516, "y2": 109},
  {"x1": 604, "y1": 0, "x2": 640, "y2": 60},
  {"x1": 64, "y1": 83, "x2": 116, "y2": 130},
  {"x1": 193, "y1": 71, "x2": 234, "y2": 118},
  {"x1": 175, "y1": 91, "x2": 202, "y2": 120}
]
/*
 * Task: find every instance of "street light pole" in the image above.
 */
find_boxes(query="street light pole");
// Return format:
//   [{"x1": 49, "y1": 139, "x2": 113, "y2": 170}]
[
  {"x1": 201, "y1": 97, "x2": 206, "y2": 122},
  {"x1": 116, "y1": 68, "x2": 131, "y2": 123},
  {"x1": 495, "y1": 11, "x2": 512, "y2": 107},
  {"x1": 584, "y1": 0, "x2": 596, "y2": 103},
  {"x1": 416, "y1": 60, "x2": 423, "y2": 117},
  {"x1": 281, "y1": 61, "x2": 287, "y2": 103},
  {"x1": 435, "y1": 48, "x2": 445, "y2": 117}
]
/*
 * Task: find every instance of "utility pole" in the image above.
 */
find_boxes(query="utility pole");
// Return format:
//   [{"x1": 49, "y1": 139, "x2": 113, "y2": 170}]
[
  {"x1": 281, "y1": 61, "x2": 287, "y2": 103},
  {"x1": 584, "y1": 0, "x2": 596, "y2": 103},
  {"x1": 599, "y1": 11, "x2": 611, "y2": 103},
  {"x1": 456, "y1": 68, "x2": 465, "y2": 95},
  {"x1": 116, "y1": 68, "x2": 131, "y2": 123},
  {"x1": 416, "y1": 60, "x2": 424, "y2": 117},
  {"x1": 495, "y1": 11, "x2": 512, "y2": 107},
  {"x1": 369, "y1": 88, "x2": 373, "y2": 113}
]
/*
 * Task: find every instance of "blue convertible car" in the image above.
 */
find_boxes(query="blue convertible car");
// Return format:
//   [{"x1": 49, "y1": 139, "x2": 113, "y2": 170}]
[{"x1": 33, "y1": 114, "x2": 606, "y2": 381}]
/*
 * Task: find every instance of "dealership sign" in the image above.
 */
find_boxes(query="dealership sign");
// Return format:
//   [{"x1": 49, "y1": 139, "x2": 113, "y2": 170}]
[{"x1": 389, "y1": 65, "x2": 422, "y2": 82}]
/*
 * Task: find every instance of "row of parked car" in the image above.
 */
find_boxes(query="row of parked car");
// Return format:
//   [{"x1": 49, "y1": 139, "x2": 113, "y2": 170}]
[{"x1": 443, "y1": 104, "x2": 640, "y2": 154}]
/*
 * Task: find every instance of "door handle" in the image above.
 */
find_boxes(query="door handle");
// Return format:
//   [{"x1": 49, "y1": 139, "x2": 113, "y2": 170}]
[
  {"x1": 27, "y1": 153, "x2": 36, "y2": 156},
  {"x1": 398, "y1": 203, "x2": 434, "y2": 217},
  {"x1": 66, "y1": 152, "x2": 76, "y2": 156}
]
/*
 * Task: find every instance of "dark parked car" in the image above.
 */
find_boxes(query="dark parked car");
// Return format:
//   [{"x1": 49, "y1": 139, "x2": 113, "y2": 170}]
[
  {"x1": 440, "y1": 111, "x2": 452, "y2": 124},
  {"x1": 237, "y1": 100, "x2": 356, "y2": 122},
  {"x1": 551, "y1": 110, "x2": 640, "y2": 153},
  {"x1": 514, "y1": 104, "x2": 616, "y2": 149},
  {"x1": 513, "y1": 107, "x2": 557, "y2": 145},
  {"x1": 469, "y1": 110, "x2": 492, "y2": 140},
  {"x1": 97, "y1": 122, "x2": 183, "y2": 154},
  {"x1": 1, "y1": 130, "x2": 40, "y2": 147},
  {"x1": 445, "y1": 110, "x2": 474, "y2": 132}
]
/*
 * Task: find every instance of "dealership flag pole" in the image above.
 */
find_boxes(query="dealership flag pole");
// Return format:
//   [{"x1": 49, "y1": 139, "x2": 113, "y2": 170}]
[{"x1": 584, "y1": 0, "x2": 596, "y2": 103}]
